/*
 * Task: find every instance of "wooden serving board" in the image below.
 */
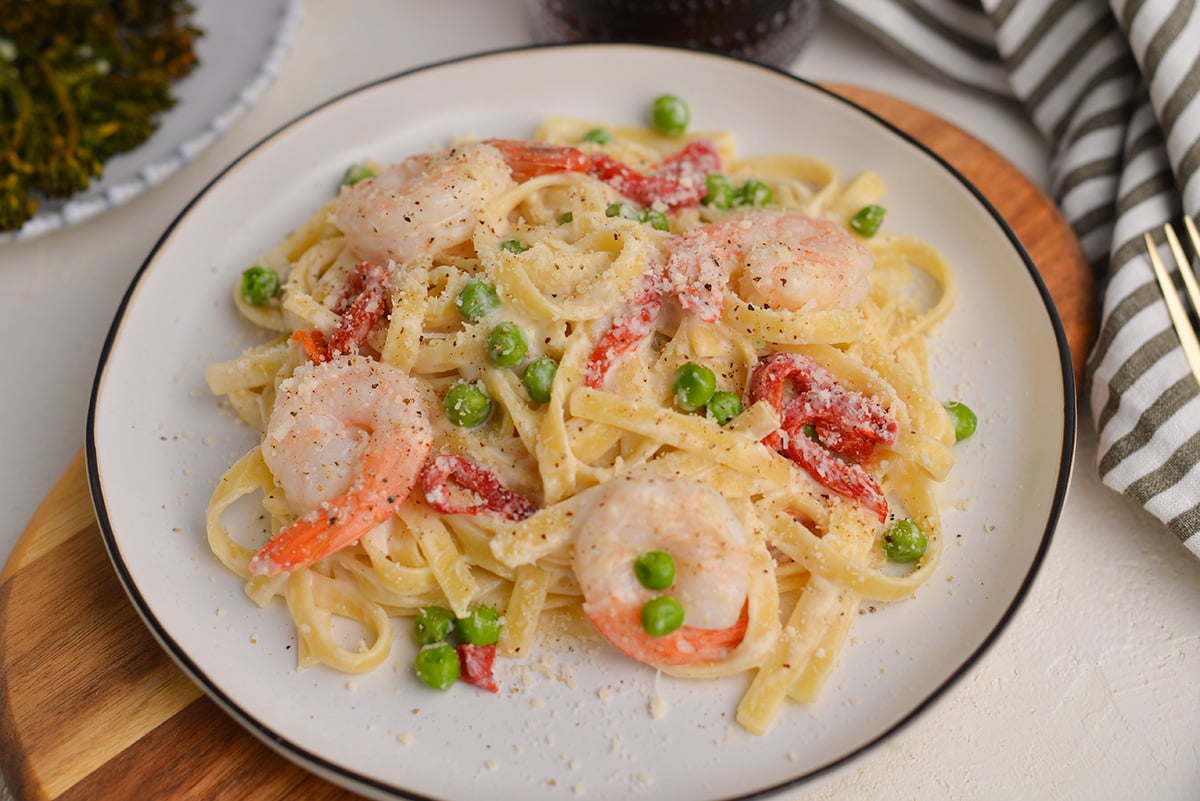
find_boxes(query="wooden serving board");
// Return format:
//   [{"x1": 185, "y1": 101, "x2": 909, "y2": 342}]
[{"x1": 0, "y1": 86, "x2": 1095, "y2": 801}]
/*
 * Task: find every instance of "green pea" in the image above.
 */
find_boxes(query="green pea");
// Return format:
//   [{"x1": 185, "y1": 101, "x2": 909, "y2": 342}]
[
  {"x1": 706, "y1": 391, "x2": 743, "y2": 426},
  {"x1": 633, "y1": 550, "x2": 676, "y2": 591},
  {"x1": 882, "y1": 518, "x2": 927, "y2": 563},
  {"x1": 642, "y1": 208, "x2": 670, "y2": 232},
  {"x1": 581, "y1": 127, "x2": 613, "y2": 145},
  {"x1": 606, "y1": 202, "x2": 642, "y2": 221},
  {"x1": 557, "y1": 211, "x2": 574, "y2": 224},
  {"x1": 486, "y1": 321, "x2": 529, "y2": 368},
  {"x1": 943, "y1": 401, "x2": 977, "y2": 442},
  {"x1": 849, "y1": 204, "x2": 886, "y2": 237},
  {"x1": 240, "y1": 265, "x2": 280, "y2": 306},
  {"x1": 444, "y1": 381, "x2": 492, "y2": 427},
  {"x1": 340, "y1": 162, "x2": 375, "y2": 186},
  {"x1": 672, "y1": 362, "x2": 717, "y2": 412},
  {"x1": 414, "y1": 643, "x2": 460, "y2": 689},
  {"x1": 455, "y1": 279, "x2": 500, "y2": 323},
  {"x1": 414, "y1": 606, "x2": 455, "y2": 645},
  {"x1": 735, "y1": 179, "x2": 773, "y2": 207},
  {"x1": 641, "y1": 595, "x2": 685, "y2": 637},
  {"x1": 702, "y1": 173, "x2": 735, "y2": 209},
  {"x1": 650, "y1": 93, "x2": 690, "y2": 137},
  {"x1": 522, "y1": 355, "x2": 558, "y2": 404},
  {"x1": 456, "y1": 604, "x2": 502, "y2": 646}
]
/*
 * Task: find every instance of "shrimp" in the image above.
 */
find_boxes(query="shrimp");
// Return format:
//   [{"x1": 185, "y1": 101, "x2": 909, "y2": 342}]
[
  {"x1": 335, "y1": 138, "x2": 723, "y2": 265},
  {"x1": 334, "y1": 142, "x2": 516, "y2": 265},
  {"x1": 248, "y1": 355, "x2": 433, "y2": 576},
  {"x1": 572, "y1": 477, "x2": 751, "y2": 668},
  {"x1": 483, "y1": 138, "x2": 591, "y2": 181},
  {"x1": 666, "y1": 209, "x2": 873, "y2": 323}
]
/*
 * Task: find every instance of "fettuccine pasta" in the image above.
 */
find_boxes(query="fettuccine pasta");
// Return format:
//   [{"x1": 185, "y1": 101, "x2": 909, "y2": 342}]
[{"x1": 205, "y1": 101, "x2": 963, "y2": 734}]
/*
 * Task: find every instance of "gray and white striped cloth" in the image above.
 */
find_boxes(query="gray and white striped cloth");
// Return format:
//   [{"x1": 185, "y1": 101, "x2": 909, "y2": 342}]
[{"x1": 830, "y1": 0, "x2": 1200, "y2": 556}]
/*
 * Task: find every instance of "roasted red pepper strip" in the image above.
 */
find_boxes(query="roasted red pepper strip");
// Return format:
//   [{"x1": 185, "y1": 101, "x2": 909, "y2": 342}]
[
  {"x1": 484, "y1": 137, "x2": 720, "y2": 211},
  {"x1": 421, "y1": 454, "x2": 537, "y2": 521},
  {"x1": 749, "y1": 353, "x2": 807, "y2": 451},
  {"x1": 588, "y1": 139, "x2": 720, "y2": 210},
  {"x1": 583, "y1": 271, "x2": 664, "y2": 389},
  {"x1": 328, "y1": 261, "x2": 391, "y2": 355},
  {"x1": 457, "y1": 643, "x2": 499, "y2": 693},
  {"x1": 291, "y1": 261, "x2": 391, "y2": 363},
  {"x1": 780, "y1": 434, "x2": 891, "y2": 522},
  {"x1": 749, "y1": 353, "x2": 897, "y2": 521}
]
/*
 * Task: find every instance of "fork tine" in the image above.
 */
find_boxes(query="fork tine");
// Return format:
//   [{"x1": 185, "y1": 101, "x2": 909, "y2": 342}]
[
  {"x1": 1145, "y1": 227, "x2": 1200, "y2": 383},
  {"x1": 1178, "y1": 215, "x2": 1200, "y2": 316}
]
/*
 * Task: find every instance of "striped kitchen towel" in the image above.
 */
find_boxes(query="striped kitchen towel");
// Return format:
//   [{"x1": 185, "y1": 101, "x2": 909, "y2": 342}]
[{"x1": 829, "y1": 0, "x2": 1200, "y2": 556}]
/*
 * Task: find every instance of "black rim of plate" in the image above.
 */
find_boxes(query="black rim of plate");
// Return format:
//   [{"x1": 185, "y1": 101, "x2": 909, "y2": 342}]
[{"x1": 86, "y1": 41, "x2": 1076, "y2": 801}]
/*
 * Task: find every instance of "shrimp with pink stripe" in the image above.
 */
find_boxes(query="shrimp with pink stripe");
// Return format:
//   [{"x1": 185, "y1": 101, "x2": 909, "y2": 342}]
[
  {"x1": 249, "y1": 354, "x2": 433, "y2": 576},
  {"x1": 667, "y1": 208, "x2": 873, "y2": 322},
  {"x1": 336, "y1": 137, "x2": 722, "y2": 269},
  {"x1": 584, "y1": 209, "x2": 873, "y2": 388},
  {"x1": 572, "y1": 477, "x2": 752, "y2": 668}
]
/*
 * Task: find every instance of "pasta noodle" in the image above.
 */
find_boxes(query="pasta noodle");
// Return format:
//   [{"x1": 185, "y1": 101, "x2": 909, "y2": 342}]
[{"x1": 204, "y1": 109, "x2": 961, "y2": 734}]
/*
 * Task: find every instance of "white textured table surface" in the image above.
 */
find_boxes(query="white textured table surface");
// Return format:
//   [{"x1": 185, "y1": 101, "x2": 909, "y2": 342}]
[{"x1": 2, "y1": 2, "x2": 1198, "y2": 800}]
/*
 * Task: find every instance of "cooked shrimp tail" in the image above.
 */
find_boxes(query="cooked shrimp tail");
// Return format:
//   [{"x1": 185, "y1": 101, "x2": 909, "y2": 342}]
[
  {"x1": 573, "y1": 477, "x2": 752, "y2": 668},
  {"x1": 249, "y1": 355, "x2": 433, "y2": 576},
  {"x1": 588, "y1": 603, "x2": 749, "y2": 667},
  {"x1": 249, "y1": 446, "x2": 418, "y2": 575},
  {"x1": 482, "y1": 138, "x2": 592, "y2": 181}
]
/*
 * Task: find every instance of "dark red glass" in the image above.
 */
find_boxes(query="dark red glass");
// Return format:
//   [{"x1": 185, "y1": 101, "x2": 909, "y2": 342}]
[{"x1": 526, "y1": 0, "x2": 822, "y2": 69}]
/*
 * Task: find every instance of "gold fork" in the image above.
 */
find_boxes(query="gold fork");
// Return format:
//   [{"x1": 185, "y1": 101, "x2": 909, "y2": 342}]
[{"x1": 1144, "y1": 215, "x2": 1200, "y2": 384}]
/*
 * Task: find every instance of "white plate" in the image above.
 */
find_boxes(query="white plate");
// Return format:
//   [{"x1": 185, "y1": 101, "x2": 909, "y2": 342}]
[
  {"x1": 1, "y1": 0, "x2": 301, "y2": 243},
  {"x1": 88, "y1": 44, "x2": 1074, "y2": 801}
]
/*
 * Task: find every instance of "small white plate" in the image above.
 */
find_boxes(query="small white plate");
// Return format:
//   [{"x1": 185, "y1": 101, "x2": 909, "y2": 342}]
[
  {"x1": 2, "y1": 0, "x2": 301, "y2": 243},
  {"x1": 88, "y1": 44, "x2": 1074, "y2": 801}
]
